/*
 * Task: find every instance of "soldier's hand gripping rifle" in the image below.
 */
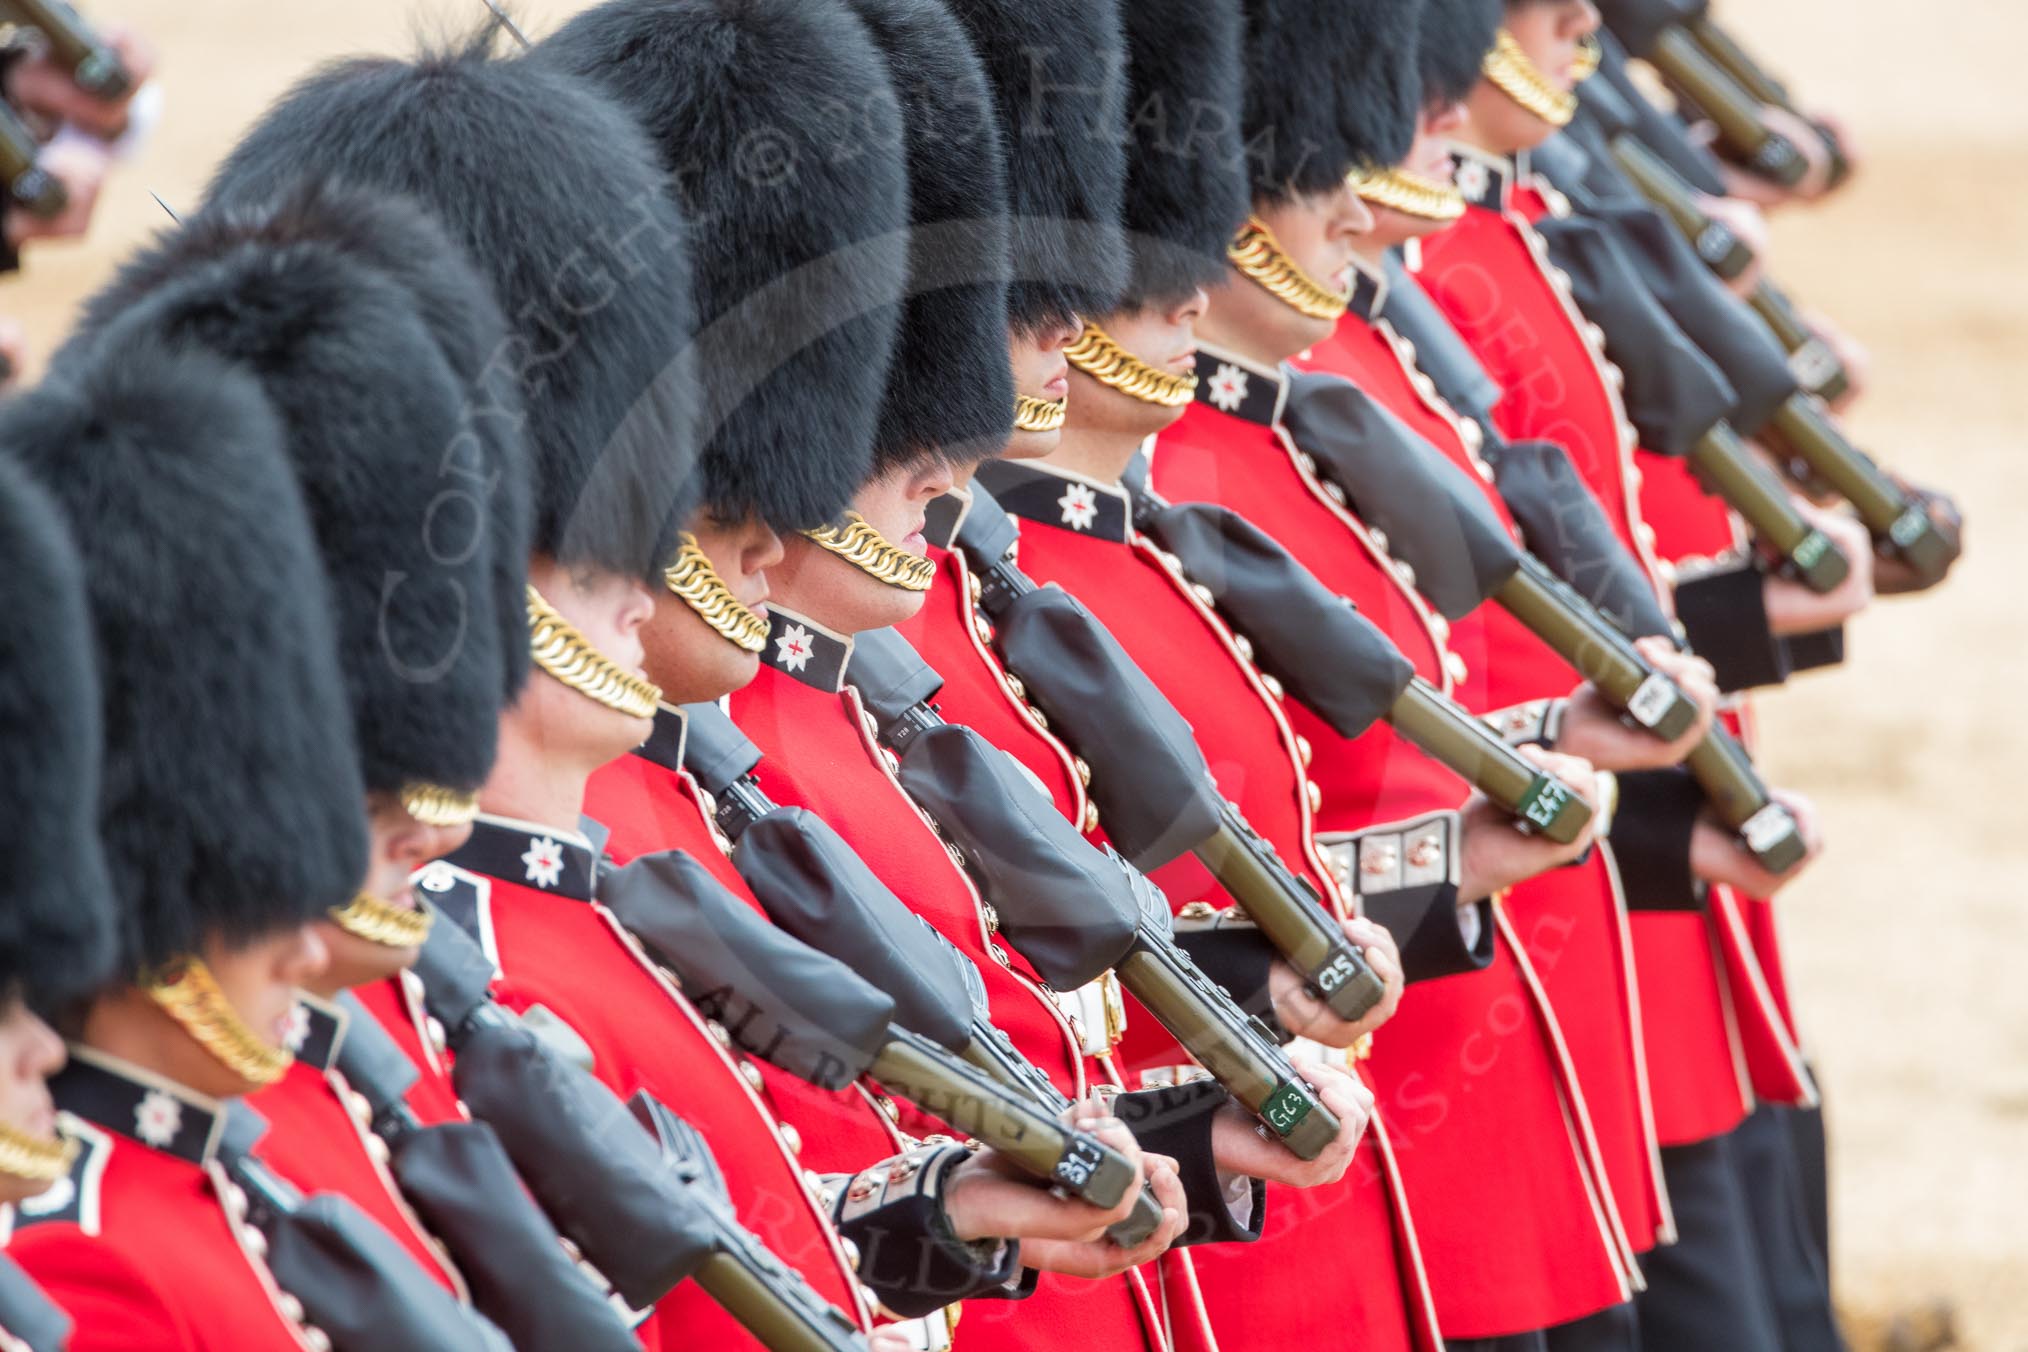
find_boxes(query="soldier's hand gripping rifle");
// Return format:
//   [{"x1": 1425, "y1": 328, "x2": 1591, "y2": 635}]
[
  {"x1": 215, "y1": 1102, "x2": 517, "y2": 1352},
  {"x1": 599, "y1": 848, "x2": 1145, "y2": 1216},
  {"x1": 669, "y1": 714, "x2": 1163, "y2": 1246},
  {"x1": 0, "y1": 0, "x2": 131, "y2": 98},
  {"x1": 0, "y1": 101, "x2": 62, "y2": 219},
  {"x1": 409, "y1": 907, "x2": 872, "y2": 1351},
  {"x1": 842, "y1": 628, "x2": 1349, "y2": 1162},
  {"x1": 1593, "y1": 0, "x2": 1813, "y2": 187},
  {"x1": 1278, "y1": 374, "x2": 1811, "y2": 875}
]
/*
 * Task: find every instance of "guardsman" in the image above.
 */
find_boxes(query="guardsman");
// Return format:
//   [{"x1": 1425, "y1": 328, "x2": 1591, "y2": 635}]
[
  {"x1": 0, "y1": 458, "x2": 116, "y2": 1352},
  {"x1": 2, "y1": 323, "x2": 376, "y2": 1349},
  {"x1": 550, "y1": 3, "x2": 1206, "y2": 1347}
]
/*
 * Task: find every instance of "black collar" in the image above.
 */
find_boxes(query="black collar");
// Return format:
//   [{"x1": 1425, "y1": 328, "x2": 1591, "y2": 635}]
[
  {"x1": 1191, "y1": 343, "x2": 1289, "y2": 428},
  {"x1": 51, "y1": 1049, "x2": 225, "y2": 1167},
  {"x1": 630, "y1": 704, "x2": 689, "y2": 775},
  {"x1": 1447, "y1": 144, "x2": 1520, "y2": 211},
  {"x1": 973, "y1": 458, "x2": 1133, "y2": 543},
  {"x1": 757, "y1": 607, "x2": 854, "y2": 693},
  {"x1": 285, "y1": 992, "x2": 347, "y2": 1073},
  {"x1": 1346, "y1": 253, "x2": 1388, "y2": 324},
  {"x1": 443, "y1": 814, "x2": 600, "y2": 902}
]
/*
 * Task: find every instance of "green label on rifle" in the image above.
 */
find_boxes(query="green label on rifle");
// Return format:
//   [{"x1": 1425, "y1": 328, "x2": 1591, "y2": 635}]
[
  {"x1": 1519, "y1": 775, "x2": 1574, "y2": 832},
  {"x1": 1889, "y1": 507, "x2": 1928, "y2": 549},
  {"x1": 1261, "y1": 1081, "x2": 1315, "y2": 1139},
  {"x1": 1791, "y1": 531, "x2": 1830, "y2": 569}
]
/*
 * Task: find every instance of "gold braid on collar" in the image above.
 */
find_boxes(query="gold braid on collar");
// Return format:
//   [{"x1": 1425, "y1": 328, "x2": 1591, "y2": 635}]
[
  {"x1": 803, "y1": 512, "x2": 936, "y2": 592},
  {"x1": 1014, "y1": 395, "x2": 1067, "y2": 434},
  {"x1": 1351, "y1": 165, "x2": 1467, "y2": 223},
  {"x1": 0, "y1": 1120, "x2": 77, "y2": 1184},
  {"x1": 1228, "y1": 218, "x2": 1350, "y2": 321},
  {"x1": 527, "y1": 584, "x2": 663, "y2": 720},
  {"x1": 146, "y1": 959, "x2": 293, "y2": 1087},
  {"x1": 399, "y1": 782, "x2": 480, "y2": 829},
  {"x1": 1483, "y1": 29, "x2": 1578, "y2": 128},
  {"x1": 1065, "y1": 323, "x2": 1199, "y2": 408},
  {"x1": 664, "y1": 533, "x2": 768, "y2": 654},
  {"x1": 328, "y1": 892, "x2": 435, "y2": 949},
  {"x1": 1570, "y1": 33, "x2": 1601, "y2": 82}
]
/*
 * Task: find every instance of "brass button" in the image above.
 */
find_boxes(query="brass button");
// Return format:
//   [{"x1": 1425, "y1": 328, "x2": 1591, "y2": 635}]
[
  {"x1": 424, "y1": 1017, "x2": 447, "y2": 1055},
  {"x1": 840, "y1": 1237, "x2": 862, "y2": 1271},
  {"x1": 1392, "y1": 559, "x2": 1417, "y2": 588},
  {"x1": 780, "y1": 1123, "x2": 803, "y2": 1157},
  {"x1": 981, "y1": 903, "x2": 1000, "y2": 934},
  {"x1": 973, "y1": 614, "x2": 994, "y2": 644},
  {"x1": 1445, "y1": 652, "x2": 1469, "y2": 683},
  {"x1": 1026, "y1": 704, "x2": 1049, "y2": 731},
  {"x1": 276, "y1": 1295, "x2": 305, "y2": 1325},
  {"x1": 740, "y1": 1061, "x2": 766, "y2": 1093},
  {"x1": 1296, "y1": 452, "x2": 1319, "y2": 475},
  {"x1": 1368, "y1": 528, "x2": 1391, "y2": 556},
  {"x1": 1259, "y1": 673, "x2": 1285, "y2": 700},
  {"x1": 1004, "y1": 673, "x2": 1026, "y2": 701},
  {"x1": 1191, "y1": 583, "x2": 1216, "y2": 607},
  {"x1": 1072, "y1": 756, "x2": 1092, "y2": 787},
  {"x1": 1082, "y1": 803, "x2": 1101, "y2": 832},
  {"x1": 300, "y1": 1327, "x2": 332, "y2": 1352},
  {"x1": 1306, "y1": 780, "x2": 1323, "y2": 812},
  {"x1": 1322, "y1": 480, "x2": 1348, "y2": 507},
  {"x1": 967, "y1": 573, "x2": 983, "y2": 603},
  {"x1": 1295, "y1": 734, "x2": 1313, "y2": 767}
]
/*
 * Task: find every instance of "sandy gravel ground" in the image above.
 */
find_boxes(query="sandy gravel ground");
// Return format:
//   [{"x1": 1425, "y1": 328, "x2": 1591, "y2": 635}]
[{"x1": 2, "y1": 0, "x2": 2022, "y2": 1345}]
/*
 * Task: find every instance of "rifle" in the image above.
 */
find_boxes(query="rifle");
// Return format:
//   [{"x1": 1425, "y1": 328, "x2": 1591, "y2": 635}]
[
  {"x1": 0, "y1": 101, "x2": 63, "y2": 218},
  {"x1": 1683, "y1": 14, "x2": 1851, "y2": 186},
  {"x1": 842, "y1": 630, "x2": 1350, "y2": 1161},
  {"x1": 0, "y1": 0, "x2": 130, "y2": 98}
]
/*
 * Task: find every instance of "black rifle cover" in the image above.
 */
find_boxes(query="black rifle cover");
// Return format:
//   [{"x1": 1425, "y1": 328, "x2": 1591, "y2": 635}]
[
  {"x1": 602, "y1": 850, "x2": 895, "y2": 1091},
  {"x1": 1133, "y1": 496, "x2": 1416, "y2": 738},
  {"x1": 736, "y1": 807, "x2": 976, "y2": 1052},
  {"x1": 1492, "y1": 441, "x2": 1678, "y2": 640},
  {"x1": 0, "y1": 1256, "x2": 67, "y2": 1352},
  {"x1": 846, "y1": 626, "x2": 947, "y2": 730},
  {"x1": 1378, "y1": 255, "x2": 1504, "y2": 429},
  {"x1": 1281, "y1": 371, "x2": 1526, "y2": 617},
  {"x1": 679, "y1": 701, "x2": 765, "y2": 795},
  {"x1": 409, "y1": 897, "x2": 496, "y2": 1035},
  {"x1": 892, "y1": 722, "x2": 1141, "y2": 989},
  {"x1": 986, "y1": 579, "x2": 1224, "y2": 870},
  {"x1": 1595, "y1": 0, "x2": 1708, "y2": 61},
  {"x1": 1588, "y1": 30, "x2": 1729, "y2": 194}
]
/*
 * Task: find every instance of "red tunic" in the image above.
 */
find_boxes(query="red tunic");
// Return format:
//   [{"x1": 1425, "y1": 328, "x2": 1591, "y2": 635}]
[
  {"x1": 13, "y1": 1052, "x2": 332, "y2": 1351},
  {"x1": 898, "y1": 533, "x2": 1434, "y2": 1352},
  {"x1": 1292, "y1": 274, "x2": 1669, "y2": 1252},
  {"x1": 1137, "y1": 368, "x2": 1635, "y2": 1336},
  {"x1": 349, "y1": 975, "x2": 468, "y2": 1129},
  {"x1": 247, "y1": 995, "x2": 462, "y2": 1295},
  {"x1": 432, "y1": 817, "x2": 871, "y2": 1350},
  {"x1": 728, "y1": 618, "x2": 1168, "y2": 1352},
  {"x1": 1413, "y1": 144, "x2": 1796, "y2": 1145}
]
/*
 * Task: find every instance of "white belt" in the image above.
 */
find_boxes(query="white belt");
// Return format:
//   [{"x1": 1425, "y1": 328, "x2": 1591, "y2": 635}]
[{"x1": 1050, "y1": 970, "x2": 1127, "y2": 1059}]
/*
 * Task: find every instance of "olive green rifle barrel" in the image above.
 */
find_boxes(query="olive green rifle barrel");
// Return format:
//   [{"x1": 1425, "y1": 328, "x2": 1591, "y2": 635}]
[
  {"x1": 1387, "y1": 679, "x2": 1594, "y2": 844},
  {"x1": 1114, "y1": 942, "x2": 1342, "y2": 1161},
  {"x1": 692, "y1": 1252, "x2": 867, "y2": 1352},
  {"x1": 1492, "y1": 559, "x2": 1701, "y2": 740},
  {"x1": 1683, "y1": 736, "x2": 1809, "y2": 875},
  {"x1": 1685, "y1": 16, "x2": 1851, "y2": 186},
  {"x1": 1748, "y1": 281, "x2": 1853, "y2": 404},
  {"x1": 870, "y1": 1030, "x2": 1138, "y2": 1209},
  {"x1": 2, "y1": 0, "x2": 130, "y2": 98},
  {"x1": 1646, "y1": 28, "x2": 1809, "y2": 187},
  {"x1": 0, "y1": 102, "x2": 63, "y2": 218},
  {"x1": 1686, "y1": 424, "x2": 1850, "y2": 593},
  {"x1": 1760, "y1": 397, "x2": 1957, "y2": 581},
  {"x1": 1607, "y1": 136, "x2": 1757, "y2": 281},
  {"x1": 1190, "y1": 811, "x2": 1388, "y2": 1023}
]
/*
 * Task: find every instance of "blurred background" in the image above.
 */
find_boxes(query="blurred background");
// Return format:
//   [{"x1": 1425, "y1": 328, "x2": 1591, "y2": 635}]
[{"x1": 2, "y1": 0, "x2": 2021, "y2": 1344}]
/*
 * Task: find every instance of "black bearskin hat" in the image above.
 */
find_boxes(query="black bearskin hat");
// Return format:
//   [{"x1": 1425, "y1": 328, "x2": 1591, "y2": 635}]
[
  {"x1": 843, "y1": 0, "x2": 1015, "y2": 470},
  {"x1": 1421, "y1": 0, "x2": 1504, "y2": 106},
  {"x1": 1115, "y1": 0, "x2": 1249, "y2": 307},
  {"x1": 1, "y1": 328, "x2": 367, "y2": 971},
  {"x1": 1342, "y1": 1, "x2": 1426, "y2": 169},
  {"x1": 0, "y1": 460, "x2": 113, "y2": 1005},
  {"x1": 67, "y1": 185, "x2": 532, "y2": 710},
  {"x1": 1240, "y1": 0, "x2": 1368, "y2": 199},
  {"x1": 207, "y1": 30, "x2": 698, "y2": 582},
  {"x1": 538, "y1": 0, "x2": 907, "y2": 527},
  {"x1": 944, "y1": 0, "x2": 1130, "y2": 332},
  {"x1": 75, "y1": 190, "x2": 519, "y2": 806}
]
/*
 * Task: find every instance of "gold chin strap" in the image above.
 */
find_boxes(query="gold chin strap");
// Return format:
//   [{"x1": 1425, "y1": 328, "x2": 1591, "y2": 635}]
[
  {"x1": 1483, "y1": 29, "x2": 1578, "y2": 128},
  {"x1": 663, "y1": 533, "x2": 768, "y2": 654},
  {"x1": 0, "y1": 1119, "x2": 77, "y2": 1184},
  {"x1": 328, "y1": 892, "x2": 435, "y2": 949},
  {"x1": 803, "y1": 512, "x2": 937, "y2": 592},
  {"x1": 1570, "y1": 33, "x2": 1602, "y2": 82},
  {"x1": 1013, "y1": 395, "x2": 1067, "y2": 434},
  {"x1": 1227, "y1": 217, "x2": 1350, "y2": 321},
  {"x1": 1351, "y1": 165, "x2": 1467, "y2": 223},
  {"x1": 146, "y1": 959, "x2": 293, "y2": 1087},
  {"x1": 527, "y1": 584, "x2": 663, "y2": 720},
  {"x1": 1065, "y1": 323, "x2": 1199, "y2": 408},
  {"x1": 399, "y1": 782, "x2": 480, "y2": 829}
]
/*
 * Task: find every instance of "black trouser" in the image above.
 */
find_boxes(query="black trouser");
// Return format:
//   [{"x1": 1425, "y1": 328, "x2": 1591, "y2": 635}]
[
  {"x1": 1546, "y1": 1301, "x2": 1640, "y2": 1352},
  {"x1": 1636, "y1": 1132, "x2": 1785, "y2": 1351},
  {"x1": 1787, "y1": 1097, "x2": 1833, "y2": 1271},
  {"x1": 1448, "y1": 1333, "x2": 1548, "y2": 1352},
  {"x1": 1731, "y1": 1104, "x2": 1845, "y2": 1352}
]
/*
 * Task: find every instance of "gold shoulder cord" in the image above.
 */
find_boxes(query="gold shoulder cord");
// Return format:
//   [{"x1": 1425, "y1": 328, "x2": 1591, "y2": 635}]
[
  {"x1": 1483, "y1": 29, "x2": 1578, "y2": 127},
  {"x1": 1227, "y1": 218, "x2": 1350, "y2": 321},
  {"x1": 803, "y1": 512, "x2": 937, "y2": 592},
  {"x1": 400, "y1": 781, "x2": 480, "y2": 829},
  {"x1": 1351, "y1": 165, "x2": 1467, "y2": 223},
  {"x1": 527, "y1": 584, "x2": 663, "y2": 720},
  {"x1": 0, "y1": 1120, "x2": 77, "y2": 1184},
  {"x1": 1014, "y1": 395, "x2": 1067, "y2": 434},
  {"x1": 1065, "y1": 323, "x2": 1199, "y2": 408},
  {"x1": 328, "y1": 892, "x2": 435, "y2": 948},
  {"x1": 664, "y1": 533, "x2": 769, "y2": 654},
  {"x1": 146, "y1": 959, "x2": 293, "y2": 1087}
]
